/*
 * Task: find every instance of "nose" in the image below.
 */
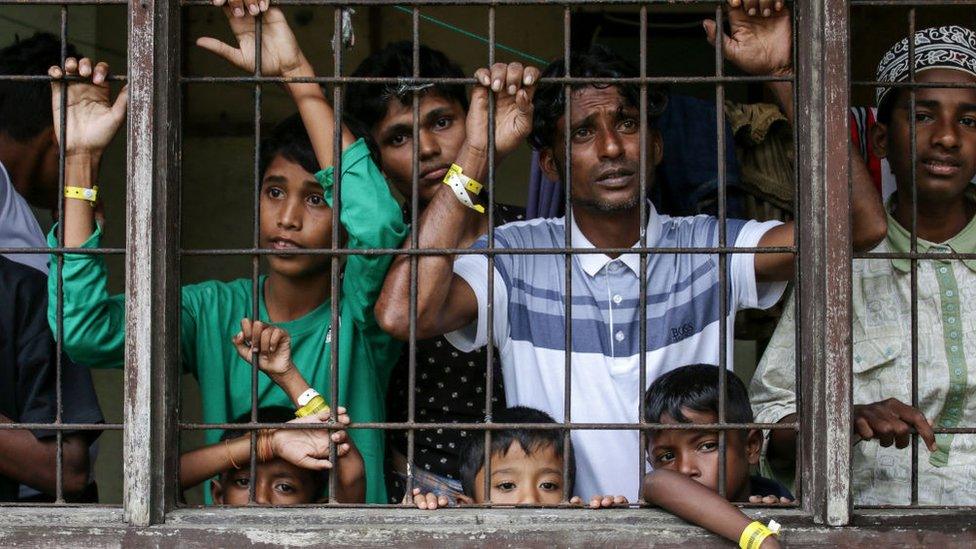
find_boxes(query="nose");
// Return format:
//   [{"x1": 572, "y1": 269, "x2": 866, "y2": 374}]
[
  {"x1": 676, "y1": 455, "x2": 700, "y2": 479},
  {"x1": 418, "y1": 129, "x2": 441, "y2": 161},
  {"x1": 276, "y1": 196, "x2": 302, "y2": 230},
  {"x1": 931, "y1": 114, "x2": 960, "y2": 150},
  {"x1": 516, "y1": 487, "x2": 541, "y2": 505},
  {"x1": 253, "y1": 480, "x2": 272, "y2": 505},
  {"x1": 597, "y1": 127, "x2": 624, "y2": 160}
]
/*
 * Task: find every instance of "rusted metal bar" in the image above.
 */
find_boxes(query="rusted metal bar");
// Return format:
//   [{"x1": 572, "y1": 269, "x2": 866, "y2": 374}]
[
  {"x1": 405, "y1": 4, "x2": 420, "y2": 504},
  {"x1": 328, "y1": 5, "x2": 344, "y2": 505},
  {"x1": 178, "y1": 75, "x2": 793, "y2": 85},
  {"x1": 179, "y1": 245, "x2": 798, "y2": 256},
  {"x1": 483, "y1": 2, "x2": 497, "y2": 506},
  {"x1": 179, "y1": 421, "x2": 802, "y2": 431},
  {"x1": 178, "y1": 0, "x2": 770, "y2": 6},
  {"x1": 795, "y1": 0, "x2": 852, "y2": 526},
  {"x1": 907, "y1": 7, "x2": 920, "y2": 507},
  {"x1": 561, "y1": 3, "x2": 573, "y2": 506},
  {"x1": 124, "y1": 0, "x2": 182, "y2": 526},
  {"x1": 714, "y1": 3, "x2": 728, "y2": 501},
  {"x1": 636, "y1": 3, "x2": 649, "y2": 505},
  {"x1": 0, "y1": 247, "x2": 125, "y2": 254}
]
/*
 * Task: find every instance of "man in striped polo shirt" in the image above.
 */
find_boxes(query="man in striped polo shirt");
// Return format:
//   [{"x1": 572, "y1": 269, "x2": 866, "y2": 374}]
[{"x1": 377, "y1": 3, "x2": 887, "y2": 501}]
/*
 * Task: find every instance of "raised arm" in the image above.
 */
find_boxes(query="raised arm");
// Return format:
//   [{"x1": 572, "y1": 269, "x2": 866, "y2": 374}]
[
  {"x1": 375, "y1": 63, "x2": 538, "y2": 340},
  {"x1": 707, "y1": 1, "x2": 886, "y2": 282},
  {"x1": 197, "y1": 2, "x2": 355, "y2": 169},
  {"x1": 642, "y1": 470, "x2": 781, "y2": 549}
]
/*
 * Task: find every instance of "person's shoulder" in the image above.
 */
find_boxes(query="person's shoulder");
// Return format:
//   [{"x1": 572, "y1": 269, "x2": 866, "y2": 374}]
[
  {"x1": 0, "y1": 256, "x2": 46, "y2": 301},
  {"x1": 181, "y1": 277, "x2": 252, "y2": 305},
  {"x1": 490, "y1": 215, "x2": 564, "y2": 249},
  {"x1": 657, "y1": 213, "x2": 720, "y2": 246}
]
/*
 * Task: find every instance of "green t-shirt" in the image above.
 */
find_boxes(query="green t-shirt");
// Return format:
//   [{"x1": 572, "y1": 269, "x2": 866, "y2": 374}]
[{"x1": 47, "y1": 139, "x2": 407, "y2": 503}]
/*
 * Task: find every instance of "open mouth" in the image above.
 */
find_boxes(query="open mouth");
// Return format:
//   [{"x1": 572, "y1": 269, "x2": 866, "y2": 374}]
[{"x1": 269, "y1": 238, "x2": 304, "y2": 252}]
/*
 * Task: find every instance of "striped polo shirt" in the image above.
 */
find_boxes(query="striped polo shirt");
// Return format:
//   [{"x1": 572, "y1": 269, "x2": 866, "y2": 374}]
[{"x1": 446, "y1": 204, "x2": 786, "y2": 501}]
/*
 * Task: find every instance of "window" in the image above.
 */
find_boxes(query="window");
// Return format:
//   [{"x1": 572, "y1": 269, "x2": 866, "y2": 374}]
[{"x1": 0, "y1": 0, "x2": 973, "y2": 545}]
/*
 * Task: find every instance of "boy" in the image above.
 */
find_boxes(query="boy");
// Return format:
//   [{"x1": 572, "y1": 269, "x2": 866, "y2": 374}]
[
  {"x1": 348, "y1": 43, "x2": 525, "y2": 504},
  {"x1": 752, "y1": 24, "x2": 976, "y2": 506},
  {"x1": 179, "y1": 406, "x2": 361, "y2": 505},
  {"x1": 409, "y1": 406, "x2": 627, "y2": 509},
  {"x1": 47, "y1": 3, "x2": 406, "y2": 503},
  {"x1": 642, "y1": 365, "x2": 787, "y2": 548}
]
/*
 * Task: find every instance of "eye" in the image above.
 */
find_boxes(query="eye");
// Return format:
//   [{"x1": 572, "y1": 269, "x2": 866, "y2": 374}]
[
  {"x1": 618, "y1": 118, "x2": 638, "y2": 132},
  {"x1": 572, "y1": 126, "x2": 592, "y2": 140},
  {"x1": 306, "y1": 194, "x2": 325, "y2": 207},
  {"x1": 960, "y1": 116, "x2": 976, "y2": 128},
  {"x1": 274, "y1": 482, "x2": 296, "y2": 494},
  {"x1": 654, "y1": 451, "x2": 675, "y2": 465},
  {"x1": 233, "y1": 477, "x2": 250, "y2": 489},
  {"x1": 495, "y1": 482, "x2": 517, "y2": 492},
  {"x1": 913, "y1": 111, "x2": 934, "y2": 123},
  {"x1": 539, "y1": 481, "x2": 560, "y2": 492},
  {"x1": 699, "y1": 440, "x2": 719, "y2": 453},
  {"x1": 389, "y1": 133, "x2": 409, "y2": 147},
  {"x1": 266, "y1": 186, "x2": 284, "y2": 199},
  {"x1": 434, "y1": 116, "x2": 453, "y2": 129}
]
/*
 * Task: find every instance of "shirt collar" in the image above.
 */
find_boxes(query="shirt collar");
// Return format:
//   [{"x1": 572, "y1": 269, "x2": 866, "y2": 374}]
[
  {"x1": 886, "y1": 191, "x2": 976, "y2": 273},
  {"x1": 569, "y1": 203, "x2": 662, "y2": 277}
]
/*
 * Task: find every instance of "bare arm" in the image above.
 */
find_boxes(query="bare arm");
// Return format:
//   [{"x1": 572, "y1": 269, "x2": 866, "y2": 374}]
[
  {"x1": 709, "y1": 2, "x2": 886, "y2": 282},
  {"x1": 642, "y1": 470, "x2": 780, "y2": 549},
  {"x1": 376, "y1": 63, "x2": 539, "y2": 341},
  {"x1": 0, "y1": 414, "x2": 91, "y2": 497},
  {"x1": 197, "y1": 4, "x2": 355, "y2": 170}
]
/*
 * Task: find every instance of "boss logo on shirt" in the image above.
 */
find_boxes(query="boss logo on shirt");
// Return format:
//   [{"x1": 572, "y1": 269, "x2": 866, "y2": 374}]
[{"x1": 670, "y1": 322, "x2": 695, "y2": 342}]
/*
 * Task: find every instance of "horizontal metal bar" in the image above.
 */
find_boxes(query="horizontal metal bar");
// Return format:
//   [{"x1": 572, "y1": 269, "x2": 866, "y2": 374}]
[
  {"x1": 856, "y1": 505, "x2": 976, "y2": 510},
  {"x1": 855, "y1": 251, "x2": 976, "y2": 260},
  {"x1": 851, "y1": 0, "x2": 976, "y2": 5},
  {"x1": 0, "y1": 75, "x2": 127, "y2": 82},
  {"x1": 0, "y1": 0, "x2": 125, "y2": 4},
  {"x1": 180, "y1": 421, "x2": 800, "y2": 431},
  {"x1": 0, "y1": 423, "x2": 121, "y2": 431},
  {"x1": 0, "y1": 247, "x2": 125, "y2": 255},
  {"x1": 180, "y1": 0, "x2": 748, "y2": 6},
  {"x1": 852, "y1": 80, "x2": 976, "y2": 90},
  {"x1": 181, "y1": 246, "x2": 797, "y2": 256},
  {"x1": 181, "y1": 74, "x2": 793, "y2": 85},
  {"x1": 173, "y1": 501, "x2": 797, "y2": 510}
]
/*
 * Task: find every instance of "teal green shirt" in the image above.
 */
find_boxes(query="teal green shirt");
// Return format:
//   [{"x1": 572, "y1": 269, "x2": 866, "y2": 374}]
[{"x1": 48, "y1": 139, "x2": 407, "y2": 503}]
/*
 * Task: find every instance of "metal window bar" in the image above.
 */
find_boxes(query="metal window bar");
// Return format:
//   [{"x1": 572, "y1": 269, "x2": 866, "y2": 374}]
[{"x1": 13, "y1": 0, "x2": 976, "y2": 543}]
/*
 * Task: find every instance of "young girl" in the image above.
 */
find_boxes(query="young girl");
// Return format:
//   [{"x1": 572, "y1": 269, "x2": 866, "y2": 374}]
[{"x1": 47, "y1": 4, "x2": 406, "y2": 503}]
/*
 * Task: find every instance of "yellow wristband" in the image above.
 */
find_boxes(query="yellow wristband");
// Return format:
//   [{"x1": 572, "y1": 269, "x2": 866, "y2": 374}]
[
  {"x1": 442, "y1": 164, "x2": 486, "y2": 214},
  {"x1": 295, "y1": 395, "x2": 328, "y2": 418},
  {"x1": 64, "y1": 185, "x2": 98, "y2": 205},
  {"x1": 446, "y1": 164, "x2": 483, "y2": 195},
  {"x1": 739, "y1": 520, "x2": 779, "y2": 549}
]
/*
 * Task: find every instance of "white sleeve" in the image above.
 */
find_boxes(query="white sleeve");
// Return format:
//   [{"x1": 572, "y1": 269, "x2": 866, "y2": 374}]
[
  {"x1": 730, "y1": 219, "x2": 788, "y2": 310},
  {"x1": 444, "y1": 253, "x2": 509, "y2": 353}
]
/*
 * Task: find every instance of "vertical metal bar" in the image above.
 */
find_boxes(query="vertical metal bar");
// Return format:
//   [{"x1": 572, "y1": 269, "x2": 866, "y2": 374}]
[
  {"x1": 54, "y1": 4, "x2": 68, "y2": 505},
  {"x1": 247, "y1": 11, "x2": 264, "y2": 507},
  {"x1": 125, "y1": 0, "x2": 182, "y2": 525},
  {"x1": 329, "y1": 5, "x2": 346, "y2": 504},
  {"x1": 907, "y1": 8, "x2": 920, "y2": 507},
  {"x1": 636, "y1": 4, "x2": 649, "y2": 506},
  {"x1": 561, "y1": 4, "x2": 573, "y2": 504},
  {"x1": 792, "y1": 2, "x2": 803, "y2": 502},
  {"x1": 483, "y1": 3, "x2": 497, "y2": 507},
  {"x1": 405, "y1": 5, "x2": 420, "y2": 502},
  {"x1": 795, "y1": 0, "x2": 852, "y2": 526},
  {"x1": 713, "y1": 3, "x2": 728, "y2": 501}
]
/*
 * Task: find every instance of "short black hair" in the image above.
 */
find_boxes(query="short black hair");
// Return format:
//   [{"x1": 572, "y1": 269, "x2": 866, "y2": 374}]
[
  {"x1": 458, "y1": 406, "x2": 575, "y2": 498},
  {"x1": 218, "y1": 406, "x2": 325, "y2": 494},
  {"x1": 643, "y1": 364, "x2": 754, "y2": 425},
  {"x1": 345, "y1": 41, "x2": 468, "y2": 159},
  {"x1": 219, "y1": 406, "x2": 297, "y2": 442},
  {"x1": 528, "y1": 43, "x2": 666, "y2": 151},
  {"x1": 0, "y1": 33, "x2": 81, "y2": 141},
  {"x1": 258, "y1": 113, "x2": 319, "y2": 181}
]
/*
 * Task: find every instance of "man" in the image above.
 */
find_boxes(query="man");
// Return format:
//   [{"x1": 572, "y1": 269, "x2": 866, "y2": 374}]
[
  {"x1": 0, "y1": 32, "x2": 104, "y2": 503},
  {"x1": 0, "y1": 33, "x2": 79, "y2": 274},
  {"x1": 376, "y1": 2, "x2": 887, "y2": 500},
  {"x1": 0, "y1": 255, "x2": 103, "y2": 502},
  {"x1": 752, "y1": 25, "x2": 976, "y2": 506},
  {"x1": 346, "y1": 42, "x2": 525, "y2": 503}
]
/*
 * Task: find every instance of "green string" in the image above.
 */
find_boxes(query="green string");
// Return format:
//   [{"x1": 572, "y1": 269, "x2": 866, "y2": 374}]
[{"x1": 393, "y1": 5, "x2": 549, "y2": 66}]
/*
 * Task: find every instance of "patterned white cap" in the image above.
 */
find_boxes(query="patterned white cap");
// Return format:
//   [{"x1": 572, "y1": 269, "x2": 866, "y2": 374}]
[{"x1": 876, "y1": 25, "x2": 976, "y2": 108}]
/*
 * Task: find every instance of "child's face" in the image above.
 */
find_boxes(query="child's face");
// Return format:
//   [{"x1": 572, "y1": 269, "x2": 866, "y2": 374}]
[
  {"x1": 371, "y1": 93, "x2": 467, "y2": 205},
  {"x1": 259, "y1": 154, "x2": 334, "y2": 279},
  {"x1": 873, "y1": 69, "x2": 976, "y2": 206},
  {"x1": 211, "y1": 458, "x2": 321, "y2": 505},
  {"x1": 646, "y1": 408, "x2": 762, "y2": 502},
  {"x1": 471, "y1": 441, "x2": 568, "y2": 505}
]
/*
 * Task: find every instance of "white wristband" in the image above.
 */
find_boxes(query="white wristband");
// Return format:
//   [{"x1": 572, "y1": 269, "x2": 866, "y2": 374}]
[
  {"x1": 443, "y1": 170, "x2": 485, "y2": 214},
  {"x1": 296, "y1": 388, "x2": 321, "y2": 407}
]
